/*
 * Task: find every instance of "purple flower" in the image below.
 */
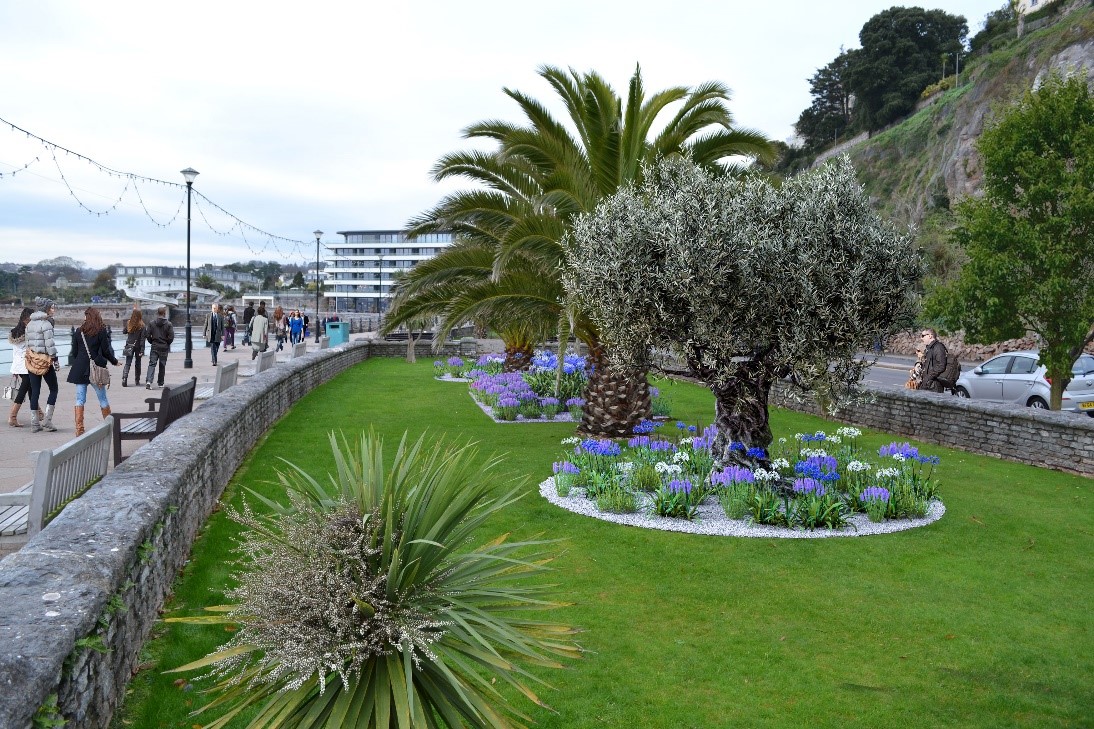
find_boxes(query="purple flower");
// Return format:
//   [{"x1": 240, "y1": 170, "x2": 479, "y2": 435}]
[
  {"x1": 565, "y1": 398, "x2": 585, "y2": 407},
  {"x1": 553, "y1": 461, "x2": 580, "y2": 475},
  {"x1": 433, "y1": 360, "x2": 443, "y2": 367},
  {"x1": 649, "y1": 386, "x2": 660, "y2": 398},
  {"x1": 648, "y1": 440, "x2": 676, "y2": 452},
  {"x1": 579, "y1": 439, "x2": 621, "y2": 457},
  {"x1": 879, "y1": 442, "x2": 919, "y2": 459},
  {"x1": 447, "y1": 356, "x2": 464, "y2": 367},
  {"x1": 793, "y1": 478, "x2": 826, "y2": 496},
  {"x1": 795, "y1": 456, "x2": 840, "y2": 481},
  {"x1": 710, "y1": 466, "x2": 755, "y2": 486},
  {"x1": 860, "y1": 486, "x2": 891, "y2": 503},
  {"x1": 497, "y1": 397, "x2": 519, "y2": 408},
  {"x1": 540, "y1": 396, "x2": 560, "y2": 406},
  {"x1": 628, "y1": 435, "x2": 651, "y2": 448},
  {"x1": 668, "y1": 479, "x2": 693, "y2": 494}
]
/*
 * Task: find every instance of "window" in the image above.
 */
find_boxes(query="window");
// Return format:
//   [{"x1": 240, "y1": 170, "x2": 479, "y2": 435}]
[
  {"x1": 1009, "y1": 357, "x2": 1037, "y2": 374},
  {"x1": 980, "y1": 356, "x2": 1013, "y2": 375},
  {"x1": 1073, "y1": 355, "x2": 1094, "y2": 376}
]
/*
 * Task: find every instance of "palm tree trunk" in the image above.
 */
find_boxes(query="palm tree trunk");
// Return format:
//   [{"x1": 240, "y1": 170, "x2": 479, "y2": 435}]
[
  {"x1": 578, "y1": 342, "x2": 651, "y2": 438},
  {"x1": 503, "y1": 342, "x2": 534, "y2": 372}
]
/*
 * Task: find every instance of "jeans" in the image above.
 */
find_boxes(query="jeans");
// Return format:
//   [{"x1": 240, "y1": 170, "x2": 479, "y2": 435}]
[
  {"x1": 146, "y1": 350, "x2": 167, "y2": 385},
  {"x1": 28, "y1": 368, "x2": 59, "y2": 410},
  {"x1": 122, "y1": 354, "x2": 142, "y2": 384},
  {"x1": 74, "y1": 383, "x2": 110, "y2": 408}
]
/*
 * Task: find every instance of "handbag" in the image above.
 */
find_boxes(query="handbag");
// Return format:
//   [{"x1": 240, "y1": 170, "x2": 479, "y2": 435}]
[
  {"x1": 25, "y1": 349, "x2": 52, "y2": 376},
  {"x1": 81, "y1": 331, "x2": 111, "y2": 388},
  {"x1": 3, "y1": 375, "x2": 16, "y2": 400},
  {"x1": 123, "y1": 343, "x2": 135, "y2": 358}
]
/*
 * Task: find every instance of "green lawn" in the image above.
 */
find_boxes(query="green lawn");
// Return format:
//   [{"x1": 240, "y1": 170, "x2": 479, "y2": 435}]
[{"x1": 115, "y1": 358, "x2": 1093, "y2": 728}]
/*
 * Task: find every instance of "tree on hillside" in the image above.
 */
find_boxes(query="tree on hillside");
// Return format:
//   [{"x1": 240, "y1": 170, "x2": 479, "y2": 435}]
[
  {"x1": 397, "y1": 64, "x2": 776, "y2": 437},
  {"x1": 847, "y1": 7, "x2": 968, "y2": 131},
  {"x1": 565, "y1": 156, "x2": 921, "y2": 465},
  {"x1": 795, "y1": 49, "x2": 855, "y2": 151},
  {"x1": 939, "y1": 74, "x2": 1094, "y2": 409}
]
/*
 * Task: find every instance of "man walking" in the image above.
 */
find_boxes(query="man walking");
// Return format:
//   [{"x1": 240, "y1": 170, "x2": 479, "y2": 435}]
[
  {"x1": 145, "y1": 306, "x2": 174, "y2": 389},
  {"x1": 203, "y1": 303, "x2": 224, "y2": 366},
  {"x1": 241, "y1": 301, "x2": 255, "y2": 346},
  {"x1": 917, "y1": 328, "x2": 948, "y2": 393}
]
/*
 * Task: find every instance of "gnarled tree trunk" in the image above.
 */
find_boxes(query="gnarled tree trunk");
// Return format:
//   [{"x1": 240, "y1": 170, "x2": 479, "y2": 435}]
[
  {"x1": 579, "y1": 342, "x2": 651, "y2": 438},
  {"x1": 503, "y1": 342, "x2": 535, "y2": 372}
]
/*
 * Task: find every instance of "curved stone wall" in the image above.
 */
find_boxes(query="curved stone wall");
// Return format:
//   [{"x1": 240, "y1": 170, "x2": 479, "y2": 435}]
[{"x1": 0, "y1": 340, "x2": 455, "y2": 729}]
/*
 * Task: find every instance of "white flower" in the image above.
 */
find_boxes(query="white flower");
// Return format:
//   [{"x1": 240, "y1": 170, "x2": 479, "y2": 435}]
[
  {"x1": 875, "y1": 467, "x2": 900, "y2": 479},
  {"x1": 815, "y1": 430, "x2": 827, "y2": 437},
  {"x1": 802, "y1": 448, "x2": 829, "y2": 458},
  {"x1": 672, "y1": 451, "x2": 691, "y2": 464},
  {"x1": 771, "y1": 458, "x2": 790, "y2": 470},
  {"x1": 753, "y1": 469, "x2": 779, "y2": 482},
  {"x1": 561, "y1": 437, "x2": 581, "y2": 445},
  {"x1": 778, "y1": 437, "x2": 788, "y2": 444},
  {"x1": 847, "y1": 460, "x2": 871, "y2": 473},
  {"x1": 615, "y1": 461, "x2": 635, "y2": 473},
  {"x1": 892, "y1": 453, "x2": 907, "y2": 462},
  {"x1": 655, "y1": 462, "x2": 683, "y2": 475},
  {"x1": 836, "y1": 427, "x2": 862, "y2": 438},
  {"x1": 794, "y1": 433, "x2": 806, "y2": 441},
  {"x1": 827, "y1": 434, "x2": 842, "y2": 444}
]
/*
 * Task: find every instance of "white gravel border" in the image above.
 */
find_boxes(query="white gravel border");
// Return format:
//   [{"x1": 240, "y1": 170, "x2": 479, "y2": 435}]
[
  {"x1": 539, "y1": 478, "x2": 945, "y2": 539},
  {"x1": 434, "y1": 375, "x2": 473, "y2": 383}
]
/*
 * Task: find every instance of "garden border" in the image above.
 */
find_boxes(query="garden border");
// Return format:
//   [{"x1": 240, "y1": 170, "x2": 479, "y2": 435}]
[{"x1": 0, "y1": 340, "x2": 458, "y2": 729}]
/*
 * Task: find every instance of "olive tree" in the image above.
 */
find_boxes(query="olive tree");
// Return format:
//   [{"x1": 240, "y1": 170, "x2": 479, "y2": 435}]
[{"x1": 564, "y1": 156, "x2": 921, "y2": 467}]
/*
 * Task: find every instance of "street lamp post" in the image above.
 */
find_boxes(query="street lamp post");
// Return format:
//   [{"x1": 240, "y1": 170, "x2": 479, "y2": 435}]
[
  {"x1": 181, "y1": 167, "x2": 199, "y2": 369},
  {"x1": 313, "y1": 230, "x2": 323, "y2": 342}
]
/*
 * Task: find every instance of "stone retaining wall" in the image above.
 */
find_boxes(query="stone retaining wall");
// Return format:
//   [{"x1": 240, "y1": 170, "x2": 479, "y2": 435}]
[
  {"x1": 771, "y1": 382, "x2": 1094, "y2": 477},
  {"x1": 0, "y1": 340, "x2": 456, "y2": 729}
]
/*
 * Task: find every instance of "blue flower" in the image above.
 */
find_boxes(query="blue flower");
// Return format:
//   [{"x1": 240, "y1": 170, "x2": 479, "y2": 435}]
[
  {"x1": 793, "y1": 478, "x2": 826, "y2": 496},
  {"x1": 746, "y1": 447, "x2": 767, "y2": 459},
  {"x1": 633, "y1": 419, "x2": 657, "y2": 434},
  {"x1": 860, "y1": 486, "x2": 891, "y2": 503},
  {"x1": 729, "y1": 442, "x2": 746, "y2": 452},
  {"x1": 667, "y1": 479, "x2": 693, "y2": 494}
]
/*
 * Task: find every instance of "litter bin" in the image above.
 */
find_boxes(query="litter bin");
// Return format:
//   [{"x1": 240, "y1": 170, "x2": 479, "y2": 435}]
[{"x1": 325, "y1": 321, "x2": 349, "y2": 346}]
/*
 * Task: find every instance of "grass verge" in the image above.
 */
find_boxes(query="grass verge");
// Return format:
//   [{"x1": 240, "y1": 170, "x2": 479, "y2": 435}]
[{"x1": 114, "y1": 358, "x2": 1093, "y2": 728}]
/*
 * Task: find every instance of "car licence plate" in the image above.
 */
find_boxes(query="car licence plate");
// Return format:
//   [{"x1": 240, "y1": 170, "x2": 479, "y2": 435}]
[{"x1": 1081, "y1": 401, "x2": 1094, "y2": 410}]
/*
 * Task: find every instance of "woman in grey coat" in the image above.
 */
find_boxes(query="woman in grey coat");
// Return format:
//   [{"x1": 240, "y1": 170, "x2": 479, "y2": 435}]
[{"x1": 24, "y1": 297, "x2": 60, "y2": 432}]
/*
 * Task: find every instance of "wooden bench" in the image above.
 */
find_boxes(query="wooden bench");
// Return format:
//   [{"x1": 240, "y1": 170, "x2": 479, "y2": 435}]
[
  {"x1": 195, "y1": 360, "x2": 238, "y2": 400},
  {"x1": 111, "y1": 378, "x2": 197, "y2": 466},
  {"x1": 240, "y1": 349, "x2": 277, "y2": 377},
  {"x1": 0, "y1": 419, "x2": 113, "y2": 545},
  {"x1": 318, "y1": 336, "x2": 329, "y2": 350},
  {"x1": 290, "y1": 341, "x2": 307, "y2": 359}
]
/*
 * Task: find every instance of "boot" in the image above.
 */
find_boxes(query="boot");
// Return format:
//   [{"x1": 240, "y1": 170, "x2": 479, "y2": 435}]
[
  {"x1": 41, "y1": 404, "x2": 57, "y2": 432},
  {"x1": 31, "y1": 408, "x2": 41, "y2": 433},
  {"x1": 8, "y1": 402, "x2": 23, "y2": 427},
  {"x1": 100, "y1": 406, "x2": 111, "y2": 421},
  {"x1": 74, "y1": 405, "x2": 85, "y2": 437}
]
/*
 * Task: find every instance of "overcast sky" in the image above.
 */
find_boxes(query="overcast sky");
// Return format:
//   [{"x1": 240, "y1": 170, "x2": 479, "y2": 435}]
[{"x1": 0, "y1": 0, "x2": 1004, "y2": 271}]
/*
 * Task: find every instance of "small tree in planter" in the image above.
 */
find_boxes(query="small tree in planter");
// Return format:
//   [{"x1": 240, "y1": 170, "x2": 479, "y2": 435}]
[{"x1": 565, "y1": 156, "x2": 921, "y2": 468}]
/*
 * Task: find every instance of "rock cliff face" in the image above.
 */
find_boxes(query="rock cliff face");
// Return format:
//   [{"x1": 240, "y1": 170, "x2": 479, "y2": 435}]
[{"x1": 840, "y1": 3, "x2": 1093, "y2": 226}]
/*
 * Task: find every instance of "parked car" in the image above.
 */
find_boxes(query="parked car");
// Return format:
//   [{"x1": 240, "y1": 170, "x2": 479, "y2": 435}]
[{"x1": 954, "y1": 350, "x2": 1094, "y2": 415}]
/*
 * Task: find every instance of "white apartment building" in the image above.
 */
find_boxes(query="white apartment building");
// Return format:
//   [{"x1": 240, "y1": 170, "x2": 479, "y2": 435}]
[{"x1": 328, "y1": 230, "x2": 454, "y2": 313}]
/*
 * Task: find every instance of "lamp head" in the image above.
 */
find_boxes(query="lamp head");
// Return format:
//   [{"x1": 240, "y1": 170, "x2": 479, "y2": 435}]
[
  {"x1": 314, "y1": 230, "x2": 323, "y2": 242},
  {"x1": 180, "y1": 167, "x2": 199, "y2": 184}
]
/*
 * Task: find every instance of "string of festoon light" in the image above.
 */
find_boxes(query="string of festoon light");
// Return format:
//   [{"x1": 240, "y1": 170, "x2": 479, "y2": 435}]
[{"x1": 0, "y1": 115, "x2": 315, "y2": 265}]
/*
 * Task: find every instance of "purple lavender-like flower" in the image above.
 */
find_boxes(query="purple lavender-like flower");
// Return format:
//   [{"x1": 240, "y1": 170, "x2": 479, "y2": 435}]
[
  {"x1": 648, "y1": 440, "x2": 676, "y2": 452},
  {"x1": 710, "y1": 466, "x2": 755, "y2": 486},
  {"x1": 628, "y1": 435, "x2": 651, "y2": 448},
  {"x1": 565, "y1": 397, "x2": 585, "y2": 407},
  {"x1": 668, "y1": 479, "x2": 693, "y2": 494},
  {"x1": 540, "y1": 396, "x2": 560, "y2": 406},
  {"x1": 553, "y1": 461, "x2": 580, "y2": 475},
  {"x1": 433, "y1": 360, "x2": 443, "y2": 368},
  {"x1": 447, "y1": 357, "x2": 464, "y2": 367},
  {"x1": 860, "y1": 486, "x2": 891, "y2": 503},
  {"x1": 793, "y1": 478, "x2": 826, "y2": 496},
  {"x1": 879, "y1": 442, "x2": 919, "y2": 459},
  {"x1": 649, "y1": 386, "x2": 660, "y2": 398},
  {"x1": 497, "y1": 396, "x2": 520, "y2": 408}
]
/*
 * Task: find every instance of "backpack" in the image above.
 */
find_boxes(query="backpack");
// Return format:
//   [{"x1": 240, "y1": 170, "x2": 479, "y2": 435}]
[{"x1": 938, "y1": 353, "x2": 962, "y2": 391}]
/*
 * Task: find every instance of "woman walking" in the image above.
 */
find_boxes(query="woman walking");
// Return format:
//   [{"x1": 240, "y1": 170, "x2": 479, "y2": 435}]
[
  {"x1": 248, "y1": 303, "x2": 269, "y2": 359},
  {"x1": 272, "y1": 305, "x2": 288, "y2": 351},
  {"x1": 67, "y1": 307, "x2": 119, "y2": 436},
  {"x1": 25, "y1": 297, "x2": 60, "y2": 433},
  {"x1": 121, "y1": 308, "x2": 147, "y2": 387},
  {"x1": 7, "y1": 307, "x2": 34, "y2": 427},
  {"x1": 288, "y1": 310, "x2": 304, "y2": 345}
]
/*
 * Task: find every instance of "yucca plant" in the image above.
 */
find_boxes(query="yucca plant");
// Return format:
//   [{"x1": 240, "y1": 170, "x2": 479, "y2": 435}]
[{"x1": 167, "y1": 431, "x2": 582, "y2": 728}]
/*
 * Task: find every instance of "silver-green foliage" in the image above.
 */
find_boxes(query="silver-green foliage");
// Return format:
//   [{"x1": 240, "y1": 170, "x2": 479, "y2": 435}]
[
  {"x1": 564, "y1": 155, "x2": 921, "y2": 411},
  {"x1": 168, "y1": 431, "x2": 581, "y2": 729}
]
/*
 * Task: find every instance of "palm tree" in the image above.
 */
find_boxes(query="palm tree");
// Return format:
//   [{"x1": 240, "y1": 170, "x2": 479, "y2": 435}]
[{"x1": 399, "y1": 64, "x2": 775, "y2": 436}]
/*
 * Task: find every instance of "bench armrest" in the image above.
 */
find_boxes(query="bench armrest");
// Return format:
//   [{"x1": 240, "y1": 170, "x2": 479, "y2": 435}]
[
  {"x1": 111, "y1": 410, "x2": 162, "y2": 423},
  {"x1": 0, "y1": 492, "x2": 31, "y2": 507}
]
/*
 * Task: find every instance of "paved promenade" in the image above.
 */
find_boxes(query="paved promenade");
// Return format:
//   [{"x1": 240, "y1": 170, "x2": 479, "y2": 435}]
[{"x1": 0, "y1": 336, "x2": 365, "y2": 495}]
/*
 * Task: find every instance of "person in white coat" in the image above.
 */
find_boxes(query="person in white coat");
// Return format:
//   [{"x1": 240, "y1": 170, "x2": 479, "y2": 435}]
[{"x1": 7, "y1": 307, "x2": 33, "y2": 427}]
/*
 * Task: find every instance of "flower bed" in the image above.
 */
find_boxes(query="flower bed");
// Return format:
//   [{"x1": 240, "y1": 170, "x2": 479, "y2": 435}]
[{"x1": 545, "y1": 423, "x2": 944, "y2": 536}]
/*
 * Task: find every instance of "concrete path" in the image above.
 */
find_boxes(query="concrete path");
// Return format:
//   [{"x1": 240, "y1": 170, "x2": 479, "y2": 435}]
[{"x1": 0, "y1": 336, "x2": 363, "y2": 495}]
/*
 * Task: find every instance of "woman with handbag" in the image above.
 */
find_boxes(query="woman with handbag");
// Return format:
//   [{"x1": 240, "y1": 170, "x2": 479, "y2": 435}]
[
  {"x1": 121, "y1": 308, "x2": 147, "y2": 387},
  {"x1": 7, "y1": 307, "x2": 34, "y2": 427},
  {"x1": 67, "y1": 306, "x2": 119, "y2": 436},
  {"x1": 25, "y1": 297, "x2": 60, "y2": 433}
]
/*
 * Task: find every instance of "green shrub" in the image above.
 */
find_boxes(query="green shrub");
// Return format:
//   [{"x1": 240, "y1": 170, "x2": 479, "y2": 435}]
[
  {"x1": 628, "y1": 463, "x2": 662, "y2": 492},
  {"x1": 596, "y1": 486, "x2": 638, "y2": 514},
  {"x1": 167, "y1": 431, "x2": 581, "y2": 729}
]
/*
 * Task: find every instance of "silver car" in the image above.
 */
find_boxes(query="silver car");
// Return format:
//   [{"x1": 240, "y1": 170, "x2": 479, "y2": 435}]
[{"x1": 955, "y1": 350, "x2": 1094, "y2": 415}]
